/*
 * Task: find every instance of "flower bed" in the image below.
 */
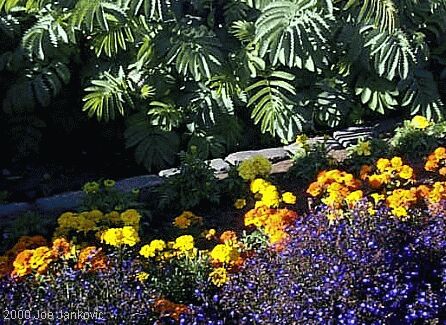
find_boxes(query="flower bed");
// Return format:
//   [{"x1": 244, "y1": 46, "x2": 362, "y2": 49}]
[{"x1": 1, "y1": 117, "x2": 446, "y2": 324}]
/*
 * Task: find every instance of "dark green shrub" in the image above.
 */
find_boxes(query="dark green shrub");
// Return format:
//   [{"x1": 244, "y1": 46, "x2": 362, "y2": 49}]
[{"x1": 157, "y1": 148, "x2": 220, "y2": 212}]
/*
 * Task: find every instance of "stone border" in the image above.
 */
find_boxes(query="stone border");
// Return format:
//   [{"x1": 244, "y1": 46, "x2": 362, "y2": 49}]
[{"x1": 0, "y1": 121, "x2": 396, "y2": 218}]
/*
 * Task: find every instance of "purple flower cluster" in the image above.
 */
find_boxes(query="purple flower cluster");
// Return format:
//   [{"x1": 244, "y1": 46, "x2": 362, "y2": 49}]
[
  {"x1": 0, "y1": 254, "x2": 163, "y2": 324},
  {"x1": 182, "y1": 205, "x2": 446, "y2": 324}
]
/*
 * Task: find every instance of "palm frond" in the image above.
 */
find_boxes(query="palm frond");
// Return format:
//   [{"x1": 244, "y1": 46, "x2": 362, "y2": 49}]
[
  {"x1": 344, "y1": 0, "x2": 397, "y2": 33},
  {"x1": 167, "y1": 26, "x2": 224, "y2": 81},
  {"x1": 255, "y1": 0, "x2": 333, "y2": 71},
  {"x1": 82, "y1": 67, "x2": 134, "y2": 122},
  {"x1": 246, "y1": 70, "x2": 304, "y2": 141}
]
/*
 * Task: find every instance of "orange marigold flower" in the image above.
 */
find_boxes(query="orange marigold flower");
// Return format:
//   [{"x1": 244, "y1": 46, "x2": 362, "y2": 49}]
[
  {"x1": 307, "y1": 182, "x2": 322, "y2": 197},
  {"x1": 154, "y1": 299, "x2": 189, "y2": 321},
  {"x1": 52, "y1": 238, "x2": 72, "y2": 258},
  {"x1": 12, "y1": 250, "x2": 34, "y2": 277},
  {"x1": 359, "y1": 165, "x2": 372, "y2": 180},
  {"x1": 417, "y1": 185, "x2": 430, "y2": 199},
  {"x1": 220, "y1": 231, "x2": 237, "y2": 244},
  {"x1": 76, "y1": 246, "x2": 107, "y2": 272}
]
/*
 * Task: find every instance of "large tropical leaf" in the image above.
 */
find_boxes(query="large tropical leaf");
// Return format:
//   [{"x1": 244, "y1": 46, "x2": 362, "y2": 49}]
[
  {"x1": 246, "y1": 70, "x2": 305, "y2": 141},
  {"x1": 82, "y1": 67, "x2": 134, "y2": 121},
  {"x1": 3, "y1": 61, "x2": 70, "y2": 113},
  {"x1": 314, "y1": 77, "x2": 357, "y2": 127},
  {"x1": 22, "y1": 11, "x2": 75, "y2": 60},
  {"x1": 355, "y1": 75, "x2": 399, "y2": 114},
  {"x1": 147, "y1": 100, "x2": 182, "y2": 131},
  {"x1": 124, "y1": 112, "x2": 180, "y2": 171},
  {"x1": 362, "y1": 26, "x2": 416, "y2": 80},
  {"x1": 127, "y1": 0, "x2": 171, "y2": 21},
  {"x1": 92, "y1": 23, "x2": 135, "y2": 57},
  {"x1": 254, "y1": 0, "x2": 333, "y2": 71},
  {"x1": 401, "y1": 68, "x2": 445, "y2": 121},
  {"x1": 344, "y1": 0, "x2": 397, "y2": 33},
  {"x1": 167, "y1": 26, "x2": 224, "y2": 81},
  {"x1": 72, "y1": 0, "x2": 127, "y2": 32}
]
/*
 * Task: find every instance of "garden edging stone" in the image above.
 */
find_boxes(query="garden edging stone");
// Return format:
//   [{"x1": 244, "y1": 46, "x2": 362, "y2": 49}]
[
  {"x1": 0, "y1": 121, "x2": 400, "y2": 219},
  {"x1": 225, "y1": 147, "x2": 290, "y2": 165}
]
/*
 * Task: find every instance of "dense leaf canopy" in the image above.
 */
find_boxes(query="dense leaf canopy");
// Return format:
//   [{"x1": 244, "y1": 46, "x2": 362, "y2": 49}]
[{"x1": 0, "y1": 0, "x2": 445, "y2": 170}]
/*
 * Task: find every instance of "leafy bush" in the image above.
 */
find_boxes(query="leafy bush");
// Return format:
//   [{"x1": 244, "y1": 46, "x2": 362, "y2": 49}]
[
  {"x1": 81, "y1": 179, "x2": 141, "y2": 213},
  {"x1": 391, "y1": 116, "x2": 446, "y2": 160},
  {"x1": 1, "y1": 0, "x2": 446, "y2": 169},
  {"x1": 286, "y1": 136, "x2": 333, "y2": 184},
  {"x1": 0, "y1": 211, "x2": 55, "y2": 254},
  {"x1": 157, "y1": 149, "x2": 221, "y2": 212}
]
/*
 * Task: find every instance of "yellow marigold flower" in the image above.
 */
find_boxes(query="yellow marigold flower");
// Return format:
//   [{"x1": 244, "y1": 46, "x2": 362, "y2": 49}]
[
  {"x1": 390, "y1": 157, "x2": 403, "y2": 170},
  {"x1": 13, "y1": 249, "x2": 34, "y2": 277},
  {"x1": 136, "y1": 271, "x2": 149, "y2": 282},
  {"x1": 359, "y1": 165, "x2": 372, "y2": 180},
  {"x1": 83, "y1": 181, "x2": 100, "y2": 194},
  {"x1": 101, "y1": 226, "x2": 140, "y2": 247},
  {"x1": 103, "y1": 179, "x2": 116, "y2": 188},
  {"x1": 250, "y1": 178, "x2": 270, "y2": 194},
  {"x1": 139, "y1": 239, "x2": 166, "y2": 258},
  {"x1": 210, "y1": 244, "x2": 239, "y2": 264},
  {"x1": 150, "y1": 239, "x2": 166, "y2": 251},
  {"x1": 368, "y1": 174, "x2": 387, "y2": 188},
  {"x1": 140, "y1": 245, "x2": 156, "y2": 258},
  {"x1": 105, "y1": 211, "x2": 121, "y2": 224},
  {"x1": 399, "y1": 165, "x2": 414, "y2": 180},
  {"x1": 282, "y1": 192, "x2": 297, "y2": 205},
  {"x1": 88, "y1": 210, "x2": 104, "y2": 223},
  {"x1": 238, "y1": 156, "x2": 272, "y2": 181},
  {"x1": 410, "y1": 115, "x2": 430, "y2": 129},
  {"x1": 209, "y1": 267, "x2": 228, "y2": 287},
  {"x1": 121, "y1": 226, "x2": 140, "y2": 246},
  {"x1": 376, "y1": 158, "x2": 390, "y2": 173},
  {"x1": 260, "y1": 185, "x2": 280, "y2": 208},
  {"x1": 355, "y1": 139, "x2": 371, "y2": 156},
  {"x1": 173, "y1": 235, "x2": 194, "y2": 252},
  {"x1": 204, "y1": 229, "x2": 216, "y2": 240},
  {"x1": 392, "y1": 206, "x2": 408, "y2": 218},
  {"x1": 345, "y1": 190, "x2": 363, "y2": 207},
  {"x1": 173, "y1": 211, "x2": 201, "y2": 229},
  {"x1": 307, "y1": 182, "x2": 322, "y2": 197},
  {"x1": 120, "y1": 209, "x2": 141, "y2": 226},
  {"x1": 370, "y1": 193, "x2": 385, "y2": 204},
  {"x1": 234, "y1": 198, "x2": 246, "y2": 209}
]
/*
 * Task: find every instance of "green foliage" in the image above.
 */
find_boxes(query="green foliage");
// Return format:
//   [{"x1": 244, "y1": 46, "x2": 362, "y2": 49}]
[
  {"x1": 287, "y1": 138, "x2": 333, "y2": 184},
  {"x1": 246, "y1": 70, "x2": 305, "y2": 141},
  {"x1": 1, "y1": 0, "x2": 446, "y2": 169},
  {"x1": 157, "y1": 149, "x2": 221, "y2": 212},
  {"x1": 82, "y1": 67, "x2": 134, "y2": 121},
  {"x1": 80, "y1": 179, "x2": 142, "y2": 213},
  {"x1": 345, "y1": 138, "x2": 392, "y2": 173},
  {"x1": 124, "y1": 112, "x2": 180, "y2": 171},
  {"x1": 254, "y1": 0, "x2": 332, "y2": 71},
  {"x1": 390, "y1": 119, "x2": 446, "y2": 160},
  {"x1": 0, "y1": 211, "x2": 55, "y2": 254}
]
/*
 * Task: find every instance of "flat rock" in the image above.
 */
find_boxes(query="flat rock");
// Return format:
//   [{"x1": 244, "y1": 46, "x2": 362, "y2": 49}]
[
  {"x1": 158, "y1": 168, "x2": 180, "y2": 178},
  {"x1": 0, "y1": 202, "x2": 35, "y2": 218},
  {"x1": 225, "y1": 147, "x2": 289, "y2": 165},
  {"x1": 208, "y1": 159, "x2": 230, "y2": 172},
  {"x1": 284, "y1": 137, "x2": 343, "y2": 155},
  {"x1": 271, "y1": 159, "x2": 294, "y2": 174},
  {"x1": 35, "y1": 191, "x2": 84, "y2": 213},
  {"x1": 115, "y1": 175, "x2": 162, "y2": 191}
]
